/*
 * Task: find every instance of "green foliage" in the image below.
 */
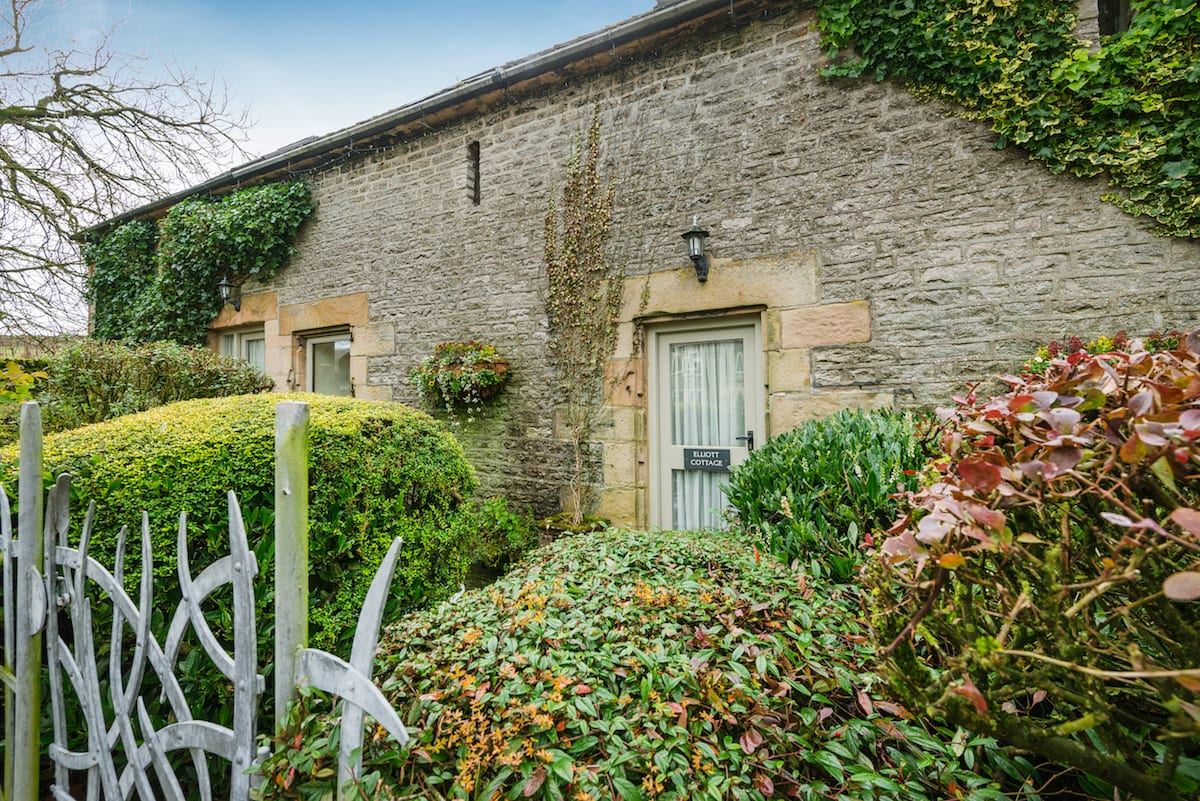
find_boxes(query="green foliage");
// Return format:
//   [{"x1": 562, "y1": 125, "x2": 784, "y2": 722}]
[
  {"x1": 871, "y1": 338, "x2": 1200, "y2": 800},
  {"x1": 544, "y1": 109, "x2": 622, "y2": 524},
  {"x1": 726, "y1": 409, "x2": 929, "y2": 582},
  {"x1": 0, "y1": 393, "x2": 476, "y2": 721},
  {"x1": 1023, "y1": 328, "x2": 1184, "y2": 374},
  {"x1": 818, "y1": 0, "x2": 1200, "y2": 237},
  {"x1": 0, "y1": 359, "x2": 49, "y2": 446},
  {"x1": 456, "y1": 495, "x2": 538, "y2": 570},
  {"x1": 410, "y1": 341, "x2": 511, "y2": 419},
  {"x1": 85, "y1": 181, "x2": 313, "y2": 345},
  {"x1": 83, "y1": 220, "x2": 159, "y2": 341},
  {"x1": 39, "y1": 339, "x2": 273, "y2": 433},
  {"x1": 259, "y1": 529, "x2": 1008, "y2": 801},
  {"x1": 0, "y1": 360, "x2": 46, "y2": 405}
]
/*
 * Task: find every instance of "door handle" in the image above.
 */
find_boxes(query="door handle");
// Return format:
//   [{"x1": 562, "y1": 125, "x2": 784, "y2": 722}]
[{"x1": 735, "y1": 430, "x2": 755, "y2": 452}]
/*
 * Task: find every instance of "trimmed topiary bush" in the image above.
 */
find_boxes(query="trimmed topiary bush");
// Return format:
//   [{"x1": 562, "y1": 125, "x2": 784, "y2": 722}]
[
  {"x1": 726, "y1": 409, "x2": 930, "y2": 581},
  {"x1": 872, "y1": 335, "x2": 1200, "y2": 800},
  {"x1": 261, "y1": 529, "x2": 1007, "y2": 801},
  {"x1": 0, "y1": 393, "x2": 476, "y2": 721}
]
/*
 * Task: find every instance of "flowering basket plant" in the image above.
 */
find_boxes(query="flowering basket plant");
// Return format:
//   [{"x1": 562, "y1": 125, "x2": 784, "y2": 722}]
[{"x1": 410, "y1": 341, "x2": 510, "y2": 416}]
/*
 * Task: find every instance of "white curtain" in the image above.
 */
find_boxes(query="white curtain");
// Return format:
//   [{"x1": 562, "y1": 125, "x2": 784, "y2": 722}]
[
  {"x1": 670, "y1": 340, "x2": 744, "y2": 446},
  {"x1": 244, "y1": 338, "x2": 266, "y2": 372},
  {"x1": 313, "y1": 339, "x2": 352, "y2": 396},
  {"x1": 669, "y1": 339, "x2": 743, "y2": 529},
  {"x1": 672, "y1": 470, "x2": 732, "y2": 530}
]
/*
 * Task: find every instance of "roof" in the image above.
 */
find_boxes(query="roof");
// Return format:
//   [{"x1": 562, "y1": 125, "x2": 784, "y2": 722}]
[{"x1": 86, "y1": 0, "x2": 783, "y2": 235}]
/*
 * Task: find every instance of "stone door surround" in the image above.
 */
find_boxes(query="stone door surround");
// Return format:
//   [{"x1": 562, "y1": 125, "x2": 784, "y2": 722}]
[{"x1": 587, "y1": 251, "x2": 892, "y2": 528}]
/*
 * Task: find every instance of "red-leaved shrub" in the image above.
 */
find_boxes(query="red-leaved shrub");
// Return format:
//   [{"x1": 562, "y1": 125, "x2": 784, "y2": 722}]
[{"x1": 871, "y1": 333, "x2": 1200, "y2": 801}]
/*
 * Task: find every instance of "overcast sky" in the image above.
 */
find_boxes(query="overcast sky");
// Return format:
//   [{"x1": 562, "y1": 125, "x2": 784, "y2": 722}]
[{"x1": 34, "y1": 0, "x2": 651, "y2": 166}]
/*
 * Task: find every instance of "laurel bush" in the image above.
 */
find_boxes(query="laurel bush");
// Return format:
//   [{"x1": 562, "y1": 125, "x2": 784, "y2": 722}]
[{"x1": 726, "y1": 409, "x2": 929, "y2": 581}]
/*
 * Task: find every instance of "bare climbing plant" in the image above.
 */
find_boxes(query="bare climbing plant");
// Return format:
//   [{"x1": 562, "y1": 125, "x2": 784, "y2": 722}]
[{"x1": 544, "y1": 109, "x2": 621, "y2": 526}]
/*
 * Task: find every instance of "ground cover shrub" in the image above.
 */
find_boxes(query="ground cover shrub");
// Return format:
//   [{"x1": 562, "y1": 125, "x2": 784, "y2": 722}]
[
  {"x1": 871, "y1": 336, "x2": 1200, "y2": 800},
  {"x1": 261, "y1": 528, "x2": 1009, "y2": 801},
  {"x1": 726, "y1": 408, "x2": 930, "y2": 581},
  {"x1": 40, "y1": 339, "x2": 273, "y2": 431},
  {"x1": 0, "y1": 393, "x2": 476, "y2": 723}
]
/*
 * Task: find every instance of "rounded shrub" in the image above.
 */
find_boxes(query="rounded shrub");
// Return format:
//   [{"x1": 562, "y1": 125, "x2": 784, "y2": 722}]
[
  {"x1": 725, "y1": 408, "x2": 930, "y2": 581},
  {"x1": 261, "y1": 529, "x2": 1005, "y2": 801},
  {"x1": 871, "y1": 337, "x2": 1200, "y2": 800},
  {"x1": 0, "y1": 393, "x2": 476, "y2": 719}
]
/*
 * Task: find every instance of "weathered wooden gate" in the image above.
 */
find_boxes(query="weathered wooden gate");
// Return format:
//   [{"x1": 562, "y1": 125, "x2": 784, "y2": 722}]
[{"x1": 0, "y1": 401, "x2": 407, "y2": 801}]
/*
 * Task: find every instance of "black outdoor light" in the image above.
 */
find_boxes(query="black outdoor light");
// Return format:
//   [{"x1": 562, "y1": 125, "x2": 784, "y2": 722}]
[
  {"x1": 217, "y1": 274, "x2": 242, "y2": 312},
  {"x1": 682, "y1": 216, "x2": 710, "y2": 282}
]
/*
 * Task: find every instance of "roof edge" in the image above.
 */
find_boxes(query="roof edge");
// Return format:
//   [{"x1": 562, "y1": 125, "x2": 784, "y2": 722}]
[{"x1": 85, "y1": 0, "x2": 785, "y2": 236}]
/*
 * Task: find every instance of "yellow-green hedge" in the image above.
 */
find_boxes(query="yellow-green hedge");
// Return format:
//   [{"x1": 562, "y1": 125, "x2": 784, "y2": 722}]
[{"x1": 0, "y1": 393, "x2": 476, "y2": 719}]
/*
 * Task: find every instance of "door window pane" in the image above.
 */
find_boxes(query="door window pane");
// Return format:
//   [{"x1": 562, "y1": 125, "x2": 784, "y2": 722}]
[
  {"x1": 670, "y1": 339, "x2": 744, "y2": 446},
  {"x1": 671, "y1": 469, "x2": 731, "y2": 530},
  {"x1": 311, "y1": 337, "x2": 352, "y2": 396}
]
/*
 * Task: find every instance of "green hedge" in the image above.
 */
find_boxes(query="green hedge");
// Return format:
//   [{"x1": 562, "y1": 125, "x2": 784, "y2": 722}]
[
  {"x1": 44, "y1": 339, "x2": 274, "y2": 430},
  {"x1": 726, "y1": 409, "x2": 929, "y2": 581},
  {"x1": 0, "y1": 393, "x2": 476, "y2": 719},
  {"x1": 0, "y1": 341, "x2": 274, "y2": 446},
  {"x1": 261, "y1": 529, "x2": 1005, "y2": 800}
]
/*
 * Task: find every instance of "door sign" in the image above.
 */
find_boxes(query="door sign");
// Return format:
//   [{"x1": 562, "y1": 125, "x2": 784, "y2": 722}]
[{"x1": 683, "y1": 448, "x2": 731, "y2": 472}]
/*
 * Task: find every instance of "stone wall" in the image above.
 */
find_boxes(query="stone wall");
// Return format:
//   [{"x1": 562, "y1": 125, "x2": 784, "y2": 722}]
[{"x1": 217, "y1": 2, "x2": 1200, "y2": 523}]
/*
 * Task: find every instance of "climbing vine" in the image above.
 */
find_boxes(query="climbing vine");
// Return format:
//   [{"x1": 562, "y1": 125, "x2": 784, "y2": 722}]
[
  {"x1": 544, "y1": 109, "x2": 621, "y2": 525},
  {"x1": 819, "y1": 0, "x2": 1200, "y2": 237},
  {"x1": 85, "y1": 181, "x2": 314, "y2": 344}
]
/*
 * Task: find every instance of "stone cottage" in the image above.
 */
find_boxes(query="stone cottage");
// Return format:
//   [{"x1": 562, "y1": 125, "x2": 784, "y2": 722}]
[{"x1": 90, "y1": 0, "x2": 1200, "y2": 529}]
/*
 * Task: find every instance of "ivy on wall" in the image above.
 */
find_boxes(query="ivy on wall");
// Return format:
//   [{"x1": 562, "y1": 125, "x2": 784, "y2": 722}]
[
  {"x1": 85, "y1": 181, "x2": 314, "y2": 344},
  {"x1": 818, "y1": 0, "x2": 1199, "y2": 237}
]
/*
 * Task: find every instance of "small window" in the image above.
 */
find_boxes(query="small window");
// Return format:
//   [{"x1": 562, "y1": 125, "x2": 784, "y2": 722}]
[
  {"x1": 306, "y1": 332, "x2": 352, "y2": 396},
  {"x1": 219, "y1": 327, "x2": 266, "y2": 373},
  {"x1": 467, "y1": 141, "x2": 481, "y2": 205},
  {"x1": 1098, "y1": 0, "x2": 1132, "y2": 36}
]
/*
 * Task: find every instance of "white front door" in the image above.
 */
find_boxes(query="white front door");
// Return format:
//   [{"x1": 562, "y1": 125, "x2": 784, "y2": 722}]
[{"x1": 651, "y1": 320, "x2": 763, "y2": 530}]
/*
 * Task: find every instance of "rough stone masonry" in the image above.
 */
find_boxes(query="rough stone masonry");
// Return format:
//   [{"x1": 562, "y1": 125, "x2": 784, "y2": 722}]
[{"x1": 207, "y1": 1, "x2": 1198, "y2": 522}]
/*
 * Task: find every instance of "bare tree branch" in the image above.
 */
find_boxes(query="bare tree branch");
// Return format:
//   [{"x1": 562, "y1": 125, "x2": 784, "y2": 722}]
[{"x1": 0, "y1": 0, "x2": 248, "y2": 336}]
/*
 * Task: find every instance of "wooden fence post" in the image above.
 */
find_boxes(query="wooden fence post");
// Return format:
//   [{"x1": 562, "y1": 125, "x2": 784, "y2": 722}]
[
  {"x1": 12, "y1": 403, "x2": 43, "y2": 801},
  {"x1": 274, "y1": 401, "x2": 309, "y2": 729}
]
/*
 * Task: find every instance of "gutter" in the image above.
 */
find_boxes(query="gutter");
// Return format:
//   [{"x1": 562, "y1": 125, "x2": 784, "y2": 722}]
[{"x1": 84, "y1": 0, "x2": 780, "y2": 235}]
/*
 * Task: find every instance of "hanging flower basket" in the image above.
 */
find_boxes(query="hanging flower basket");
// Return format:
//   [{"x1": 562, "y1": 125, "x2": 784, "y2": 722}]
[{"x1": 410, "y1": 341, "x2": 511, "y2": 415}]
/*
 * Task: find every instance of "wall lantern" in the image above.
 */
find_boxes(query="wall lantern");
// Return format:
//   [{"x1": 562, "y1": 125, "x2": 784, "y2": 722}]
[
  {"x1": 682, "y1": 216, "x2": 711, "y2": 283},
  {"x1": 217, "y1": 274, "x2": 242, "y2": 312}
]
